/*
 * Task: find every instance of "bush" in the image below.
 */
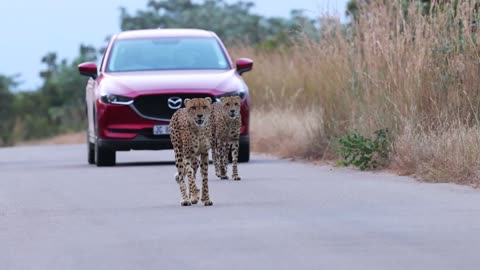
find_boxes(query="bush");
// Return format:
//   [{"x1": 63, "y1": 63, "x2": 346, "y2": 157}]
[{"x1": 337, "y1": 129, "x2": 389, "y2": 170}]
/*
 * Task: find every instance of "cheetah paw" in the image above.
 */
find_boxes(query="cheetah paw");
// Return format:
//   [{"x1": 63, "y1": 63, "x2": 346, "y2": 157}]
[
  {"x1": 190, "y1": 192, "x2": 200, "y2": 204},
  {"x1": 180, "y1": 200, "x2": 192, "y2": 206},
  {"x1": 203, "y1": 200, "x2": 213, "y2": 206},
  {"x1": 220, "y1": 175, "x2": 229, "y2": 180},
  {"x1": 233, "y1": 175, "x2": 241, "y2": 181}
]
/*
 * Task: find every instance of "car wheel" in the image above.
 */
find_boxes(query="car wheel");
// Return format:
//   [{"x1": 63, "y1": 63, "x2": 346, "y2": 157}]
[
  {"x1": 238, "y1": 140, "x2": 250, "y2": 163},
  {"x1": 95, "y1": 140, "x2": 116, "y2": 167},
  {"x1": 87, "y1": 137, "x2": 95, "y2": 165}
]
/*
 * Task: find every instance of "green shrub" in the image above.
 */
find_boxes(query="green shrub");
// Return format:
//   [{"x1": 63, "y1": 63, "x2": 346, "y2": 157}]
[{"x1": 337, "y1": 129, "x2": 389, "y2": 170}]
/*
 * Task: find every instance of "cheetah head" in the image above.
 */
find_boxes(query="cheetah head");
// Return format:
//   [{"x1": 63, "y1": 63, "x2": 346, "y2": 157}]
[
  {"x1": 220, "y1": 96, "x2": 241, "y2": 119},
  {"x1": 184, "y1": 97, "x2": 212, "y2": 127}
]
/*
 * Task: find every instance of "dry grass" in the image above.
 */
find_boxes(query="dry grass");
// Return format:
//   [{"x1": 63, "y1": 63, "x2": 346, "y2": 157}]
[
  {"x1": 233, "y1": 1, "x2": 480, "y2": 186},
  {"x1": 250, "y1": 108, "x2": 331, "y2": 159},
  {"x1": 392, "y1": 123, "x2": 480, "y2": 186}
]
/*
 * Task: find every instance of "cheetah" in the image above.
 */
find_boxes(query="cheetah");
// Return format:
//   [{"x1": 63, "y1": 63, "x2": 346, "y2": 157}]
[
  {"x1": 211, "y1": 96, "x2": 242, "y2": 181},
  {"x1": 169, "y1": 97, "x2": 213, "y2": 206}
]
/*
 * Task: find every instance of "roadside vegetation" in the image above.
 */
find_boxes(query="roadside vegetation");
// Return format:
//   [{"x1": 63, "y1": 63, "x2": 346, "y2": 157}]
[
  {"x1": 245, "y1": 0, "x2": 480, "y2": 186},
  {"x1": 2, "y1": 0, "x2": 480, "y2": 186}
]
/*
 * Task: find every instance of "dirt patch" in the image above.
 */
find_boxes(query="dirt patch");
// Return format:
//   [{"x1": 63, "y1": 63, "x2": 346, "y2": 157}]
[{"x1": 19, "y1": 132, "x2": 85, "y2": 146}]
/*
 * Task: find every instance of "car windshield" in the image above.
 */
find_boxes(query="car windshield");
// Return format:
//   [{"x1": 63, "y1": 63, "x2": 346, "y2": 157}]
[{"x1": 107, "y1": 37, "x2": 230, "y2": 72}]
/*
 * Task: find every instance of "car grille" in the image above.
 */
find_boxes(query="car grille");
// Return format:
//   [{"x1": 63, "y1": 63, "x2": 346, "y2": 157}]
[{"x1": 132, "y1": 93, "x2": 214, "y2": 120}]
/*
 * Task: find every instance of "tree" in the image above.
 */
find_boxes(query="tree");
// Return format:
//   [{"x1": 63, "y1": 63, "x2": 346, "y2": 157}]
[
  {"x1": 0, "y1": 75, "x2": 17, "y2": 145},
  {"x1": 12, "y1": 44, "x2": 98, "y2": 141},
  {"x1": 39, "y1": 45, "x2": 98, "y2": 134},
  {"x1": 120, "y1": 0, "x2": 318, "y2": 46}
]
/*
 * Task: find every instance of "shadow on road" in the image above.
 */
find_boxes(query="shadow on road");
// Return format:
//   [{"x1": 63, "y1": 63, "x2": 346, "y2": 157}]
[
  {"x1": 115, "y1": 161, "x2": 176, "y2": 167},
  {"x1": 115, "y1": 158, "x2": 286, "y2": 167}
]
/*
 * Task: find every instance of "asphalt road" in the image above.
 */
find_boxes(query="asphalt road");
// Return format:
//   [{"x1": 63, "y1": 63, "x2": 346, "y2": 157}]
[{"x1": 1, "y1": 145, "x2": 480, "y2": 270}]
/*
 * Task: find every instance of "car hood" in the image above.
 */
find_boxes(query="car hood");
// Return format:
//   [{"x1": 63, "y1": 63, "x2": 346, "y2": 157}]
[{"x1": 100, "y1": 69, "x2": 244, "y2": 97}]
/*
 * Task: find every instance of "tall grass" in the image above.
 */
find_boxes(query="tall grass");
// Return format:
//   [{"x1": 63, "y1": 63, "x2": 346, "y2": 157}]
[{"x1": 233, "y1": 1, "x2": 480, "y2": 185}]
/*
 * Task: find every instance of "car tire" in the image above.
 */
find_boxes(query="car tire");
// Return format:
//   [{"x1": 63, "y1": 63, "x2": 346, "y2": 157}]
[
  {"x1": 87, "y1": 138, "x2": 95, "y2": 165},
  {"x1": 238, "y1": 140, "x2": 250, "y2": 163},
  {"x1": 95, "y1": 141, "x2": 116, "y2": 167}
]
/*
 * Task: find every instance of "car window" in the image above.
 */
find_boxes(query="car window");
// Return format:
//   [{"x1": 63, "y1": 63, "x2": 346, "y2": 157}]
[{"x1": 107, "y1": 37, "x2": 230, "y2": 72}]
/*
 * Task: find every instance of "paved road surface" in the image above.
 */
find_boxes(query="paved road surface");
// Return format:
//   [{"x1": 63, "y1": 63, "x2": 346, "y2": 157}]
[{"x1": 1, "y1": 145, "x2": 480, "y2": 270}]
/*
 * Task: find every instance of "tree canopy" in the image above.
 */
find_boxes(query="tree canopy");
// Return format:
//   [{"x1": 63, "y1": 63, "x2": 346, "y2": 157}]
[{"x1": 120, "y1": 0, "x2": 318, "y2": 46}]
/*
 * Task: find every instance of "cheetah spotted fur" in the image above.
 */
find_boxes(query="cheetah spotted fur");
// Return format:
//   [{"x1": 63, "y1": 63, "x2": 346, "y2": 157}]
[
  {"x1": 169, "y1": 97, "x2": 213, "y2": 206},
  {"x1": 211, "y1": 96, "x2": 242, "y2": 181}
]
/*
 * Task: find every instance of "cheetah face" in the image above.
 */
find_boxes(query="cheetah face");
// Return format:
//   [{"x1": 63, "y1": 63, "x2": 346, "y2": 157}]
[
  {"x1": 220, "y1": 96, "x2": 241, "y2": 119},
  {"x1": 184, "y1": 97, "x2": 212, "y2": 127}
]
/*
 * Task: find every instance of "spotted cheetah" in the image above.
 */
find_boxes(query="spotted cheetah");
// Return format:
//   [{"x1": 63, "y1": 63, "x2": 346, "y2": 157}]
[
  {"x1": 169, "y1": 97, "x2": 213, "y2": 206},
  {"x1": 211, "y1": 96, "x2": 242, "y2": 181}
]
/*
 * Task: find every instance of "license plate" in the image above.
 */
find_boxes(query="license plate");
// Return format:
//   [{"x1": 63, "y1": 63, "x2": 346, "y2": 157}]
[{"x1": 153, "y1": 125, "x2": 170, "y2": 135}]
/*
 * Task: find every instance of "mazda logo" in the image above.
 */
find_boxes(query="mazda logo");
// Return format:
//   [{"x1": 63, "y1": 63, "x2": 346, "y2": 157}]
[{"x1": 167, "y1": 97, "x2": 182, "y2": 110}]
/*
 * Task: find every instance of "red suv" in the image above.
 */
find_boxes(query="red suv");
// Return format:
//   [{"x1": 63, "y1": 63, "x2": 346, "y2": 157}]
[{"x1": 78, "y1": 29, "x2": 253, "y2": 166}]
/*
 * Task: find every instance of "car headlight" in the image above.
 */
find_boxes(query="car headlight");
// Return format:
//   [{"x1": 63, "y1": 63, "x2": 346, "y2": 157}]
[
  {"x1": 100, "y1": 94, "x2": 133, "y2": 105},
  {"x1": 215, "y1": 89, "x2": 246, "y2": 102}
]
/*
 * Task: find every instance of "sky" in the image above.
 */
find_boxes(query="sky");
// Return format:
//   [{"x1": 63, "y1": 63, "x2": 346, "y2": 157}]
[{"x1": 0, "y1": 0, "x2": 349, "y2": 90}]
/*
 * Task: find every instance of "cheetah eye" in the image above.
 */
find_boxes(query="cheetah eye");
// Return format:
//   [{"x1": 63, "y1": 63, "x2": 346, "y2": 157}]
[
  {"x1": 191, "y1": 106, "x2": 197, "y2": 110},
  {"x1": 226, "y1": 103, "x2": 230, "y2": 106},
  {"x1": 234, "y1": 102, "x2": 239, "y2": 106},
  {"x1": 202, "y1": 106, "x2": 207, "y2": 109}
]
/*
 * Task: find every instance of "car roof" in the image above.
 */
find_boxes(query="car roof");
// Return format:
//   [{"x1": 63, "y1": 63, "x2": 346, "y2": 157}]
[{"x1": 115, "y1": 28, "x2": 215, "y2": 40}]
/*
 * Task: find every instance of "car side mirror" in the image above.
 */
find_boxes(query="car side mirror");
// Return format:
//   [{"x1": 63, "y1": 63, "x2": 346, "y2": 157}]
[
  {"x1": 236, "y1": 58, "x2": 253, "y2": 75},
  {"x1": 78, "y1": 62, "x2": 98, "y2": 78}
]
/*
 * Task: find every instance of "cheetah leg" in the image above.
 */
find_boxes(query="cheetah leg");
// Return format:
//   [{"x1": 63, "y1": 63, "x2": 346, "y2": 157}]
[
  {"x1": 175, "y1": 151, "x2": 191, "y2": 206},
  {"x1": 219, "y1": 140, "x2": 229, "y2": 180},
  {"x1": 189, "y1": 157, "x2": 200, "y2": 204},
  {"x1": 215, "y1": 139, "x2": 224, "y2": 178},
  {"x1": 192, "y1": 157, "x2": 199, "y2": 179},
  {"x1": 184, "y1": 154, "x2": 198, "y2": 206},
  {"x1": 231, "y1": 140, "x2": 241, "y2": 180},
  {"x1": 200, "y1": 152, "x2": 213, "y2": 206},
  {"x1": 212, "y1": 138, "x2": 221, "y2": 178},
  {"x1": 173, "y1": 138, "x2": 183, "y2": 184}
]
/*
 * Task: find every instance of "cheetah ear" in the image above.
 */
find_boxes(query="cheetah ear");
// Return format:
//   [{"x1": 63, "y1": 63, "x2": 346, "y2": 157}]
[
  {"x1": 234, "y1": 96, "x2": 242, "y2": 102},
  {"x1": 205, "y1": 97, "x2": 212, "y2": 104},
  {"x1": 184, "y1": 98, "x2": 191, "y2": 106},
  {"x1": 220, "y1": 97, "x2": 225, "y2": 102}
]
